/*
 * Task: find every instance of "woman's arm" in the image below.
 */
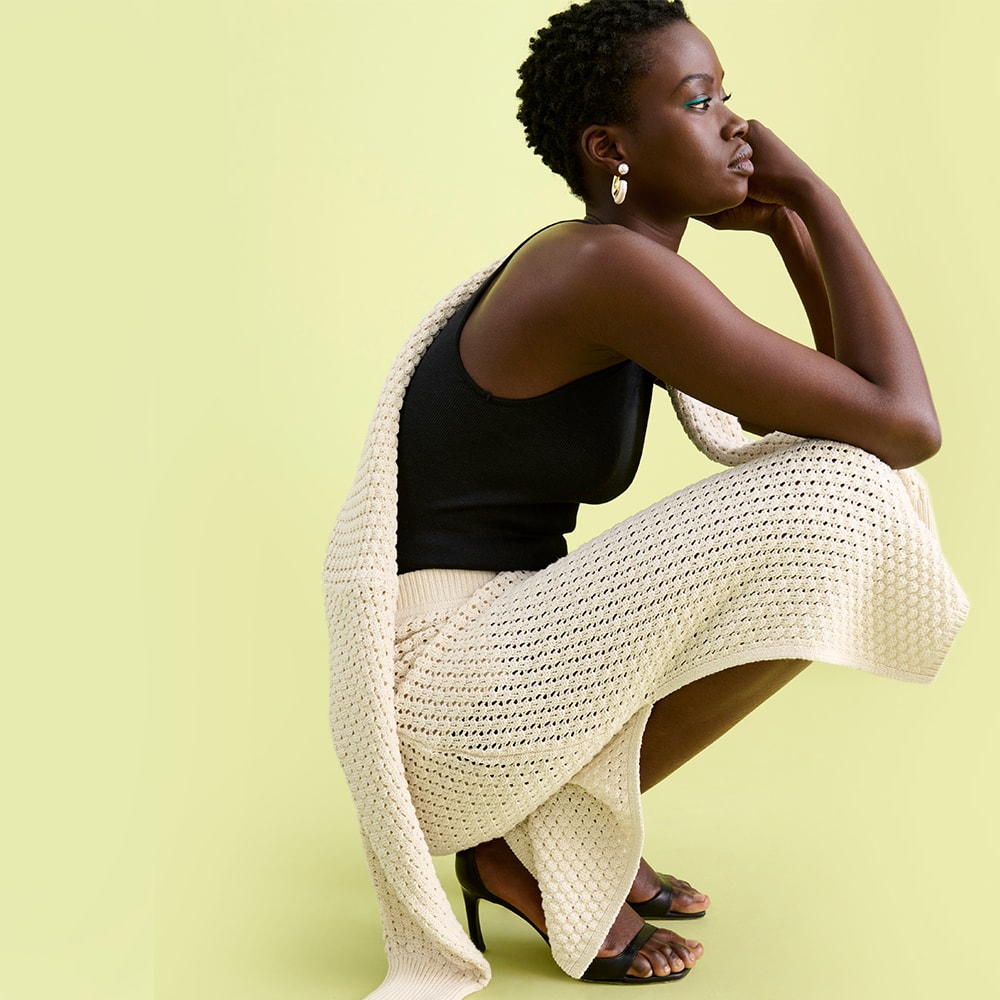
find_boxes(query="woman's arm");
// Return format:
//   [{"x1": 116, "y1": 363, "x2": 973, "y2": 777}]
[
  {"x1": 771, "y1": 209, "x2": 836, "y2": 360},
  {"x1": 699, "y1": 200, "x2": 835, "y2": 436},
  {"x1": 569, "y1": 122, "x2": 940, "y2": 469},
  {"x1": 747, "y1": 120, "x2": 939, "y2": 457},
  {"x1": 789, "y1": 178, "x2": 938, "y2": 440},
  {"x1": 701, "y1": 200, "x2": 835, "y2": 360}
]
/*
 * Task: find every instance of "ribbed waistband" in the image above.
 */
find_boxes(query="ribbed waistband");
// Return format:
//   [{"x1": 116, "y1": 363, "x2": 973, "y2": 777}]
[{"x1": 397, "y1": 569, "x2": 498, "y2": 616}]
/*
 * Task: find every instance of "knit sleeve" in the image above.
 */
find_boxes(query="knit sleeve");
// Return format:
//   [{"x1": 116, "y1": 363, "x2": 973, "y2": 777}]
[{"x1": 324, "y1": 262, "x2": 501, "y2": 1000}]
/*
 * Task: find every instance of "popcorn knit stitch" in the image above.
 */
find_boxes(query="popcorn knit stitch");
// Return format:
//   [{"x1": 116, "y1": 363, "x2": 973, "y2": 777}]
[{"x1": 324, "y1": 263, "x2": 968, "y2": 1000}]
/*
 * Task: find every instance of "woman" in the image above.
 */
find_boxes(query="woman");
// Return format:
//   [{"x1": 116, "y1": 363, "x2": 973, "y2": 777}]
[{"x1": 324, "y1": 1, "x2": 967, "y2": 995}]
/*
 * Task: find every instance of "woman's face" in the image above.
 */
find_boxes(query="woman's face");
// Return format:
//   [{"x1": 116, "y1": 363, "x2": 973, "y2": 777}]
[{"x1": 617, "y1": 22, "x2": 752, "y2": 219}]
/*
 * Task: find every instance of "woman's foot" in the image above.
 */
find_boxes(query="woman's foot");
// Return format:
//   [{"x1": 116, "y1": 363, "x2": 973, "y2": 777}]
[
  {"x1": 470, "y1": 839, "x2": 704, "y2": 979},
  {"x1": 627, "y1": 857, "x2": 711, "y2": 916}
]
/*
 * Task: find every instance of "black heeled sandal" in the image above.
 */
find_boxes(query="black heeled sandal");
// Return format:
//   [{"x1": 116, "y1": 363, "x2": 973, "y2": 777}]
[
  {"x1": 629, "y1": 874, "x2": 707, "y2": 921},
  {"x1": 455, "y1": 848, "x2": 690, "y2": 985}
]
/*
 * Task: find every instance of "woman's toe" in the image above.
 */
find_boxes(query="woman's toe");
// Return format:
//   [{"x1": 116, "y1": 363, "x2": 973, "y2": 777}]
[
  {"x1": 629, "y1": 952, "x2": 654, "y2": 979},
  {"x1": 637, "y1": 929, "x2": 702, "y2": 977},
  {"x1": 665, "y1": 875, "x2": 710, "y2": 912}
]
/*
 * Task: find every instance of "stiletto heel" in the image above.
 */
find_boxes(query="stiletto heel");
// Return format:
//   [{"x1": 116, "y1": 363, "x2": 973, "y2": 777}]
[
  {"x1": 455, "y1": 846, "x2": 549, "y2": 947},
  {"x1": 454, "y1": 847, "x2": 691, "y2": 984},
  {"x1": 461, "y1": 885, "x2": 486, "y2": 951}
]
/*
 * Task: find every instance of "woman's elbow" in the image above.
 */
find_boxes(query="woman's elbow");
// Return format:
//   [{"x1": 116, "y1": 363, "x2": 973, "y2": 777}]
[{"x1": 881, "y1": 409, "x2": 942, "y2": 469}]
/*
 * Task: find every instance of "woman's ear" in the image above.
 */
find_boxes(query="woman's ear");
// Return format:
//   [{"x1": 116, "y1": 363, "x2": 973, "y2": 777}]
[{"x1": 580, "y1": 125, "x2": 628, "y2": 174}]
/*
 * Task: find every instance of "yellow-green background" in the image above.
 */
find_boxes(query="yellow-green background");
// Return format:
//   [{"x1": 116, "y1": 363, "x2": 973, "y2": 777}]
[{"x1": 3, "y1": 1, "x2": 995, "y2": 997}]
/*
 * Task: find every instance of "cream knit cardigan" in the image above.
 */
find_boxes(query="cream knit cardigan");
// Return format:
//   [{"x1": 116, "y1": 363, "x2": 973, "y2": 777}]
[{"x1": 324, "y1": 262, "x2": 968, "y2": 1000}]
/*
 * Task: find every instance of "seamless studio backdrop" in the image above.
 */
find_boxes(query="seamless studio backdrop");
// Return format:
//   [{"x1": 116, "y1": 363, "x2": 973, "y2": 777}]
[{"x1": 2, "y1": 2, "x2": 996, "y2": 999}]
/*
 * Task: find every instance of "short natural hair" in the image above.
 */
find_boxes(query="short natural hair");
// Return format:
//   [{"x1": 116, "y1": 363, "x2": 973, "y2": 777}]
[{"x1": 516, "y1": 0, "x2": 690, "y2": 200}]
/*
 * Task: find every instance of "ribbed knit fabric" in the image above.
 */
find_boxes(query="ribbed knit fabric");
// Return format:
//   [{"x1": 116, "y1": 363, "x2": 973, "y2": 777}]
[{"x1": 324, "y1": 263, "x2": 969, "y2": 999}]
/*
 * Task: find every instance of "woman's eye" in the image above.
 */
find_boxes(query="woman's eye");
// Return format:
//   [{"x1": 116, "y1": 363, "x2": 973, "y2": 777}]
[{"x1": 684, "y1": 93, "x2": 733, "y2": 111}]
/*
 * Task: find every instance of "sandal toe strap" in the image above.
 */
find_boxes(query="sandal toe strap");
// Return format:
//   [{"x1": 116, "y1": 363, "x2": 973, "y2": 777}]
[
  {"x1": 581, "y1": 923, "x2": 657, "y2": 981},
  {"x1": 629, "y1": 876, "x2": 674, "y2": 918}
]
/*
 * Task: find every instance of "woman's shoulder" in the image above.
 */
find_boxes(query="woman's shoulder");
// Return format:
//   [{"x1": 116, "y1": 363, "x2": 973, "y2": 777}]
[
  {"x1": 495, "y1": 220, "x2": 684, "y2": 315},
  {"x1": 459, "y1": 221, "x2": 657, "y2": 396},
  {"x1": 509, "y1": 219, "x2": 673, "y2": 270}
]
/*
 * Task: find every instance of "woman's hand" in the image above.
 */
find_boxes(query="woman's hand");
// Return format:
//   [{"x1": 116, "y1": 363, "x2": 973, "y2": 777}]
[
  {"x1": 698, "y1": 198, "x2": 790, "y2": 237},
  {"x1": 742, "y1": 120, "x2": 824, "y2": 212},
  {"x1": 699, "y1": 123, "x2": 824, "y2": 235}
]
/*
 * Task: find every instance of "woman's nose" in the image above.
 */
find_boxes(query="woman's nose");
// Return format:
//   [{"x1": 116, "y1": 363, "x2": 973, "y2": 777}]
[{"x1": 723, "y1": 112, "x2": 749, "y2": 141}]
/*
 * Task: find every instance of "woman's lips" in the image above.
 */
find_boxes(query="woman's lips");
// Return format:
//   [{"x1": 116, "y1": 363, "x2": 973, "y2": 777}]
[{"x1": 728, "y1": 144, "x2": 754, "y2": 175}]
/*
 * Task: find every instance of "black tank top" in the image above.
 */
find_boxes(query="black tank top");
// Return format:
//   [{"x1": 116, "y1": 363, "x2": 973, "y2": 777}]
[{"x1": 396, "y1": 228, "x2": 654, "y2": 572}]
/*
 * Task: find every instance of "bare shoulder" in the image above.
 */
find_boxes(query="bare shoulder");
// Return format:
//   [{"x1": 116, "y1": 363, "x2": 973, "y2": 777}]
[
  {"x1": 499, "y1": 221, "x2": 683, "y2": 292},
  {"x1": 481, "y1": 221, "x2": 690, "y2": 335},
  {"x1": 461, "y1": 220, "x2": 720, "y2": 398},
  {"x1": 460, "y1": 221, "x2": 672, "y2": 396}
]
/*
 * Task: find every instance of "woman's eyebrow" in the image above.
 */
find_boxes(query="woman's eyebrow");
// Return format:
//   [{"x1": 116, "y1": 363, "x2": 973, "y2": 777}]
[{"x1": 671, "y1": 71, "x2": 723, "y2": 94}]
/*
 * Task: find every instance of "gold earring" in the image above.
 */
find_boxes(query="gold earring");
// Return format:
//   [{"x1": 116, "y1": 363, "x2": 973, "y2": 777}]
[{"x1": 611, "y1": 163, "x2": 629, "y2": 205}]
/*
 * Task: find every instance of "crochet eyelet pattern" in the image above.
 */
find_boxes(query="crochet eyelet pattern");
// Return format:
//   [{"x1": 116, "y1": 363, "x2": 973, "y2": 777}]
[{"x1": 324, "y1": 263, "x2": 968, "y2": 1000}]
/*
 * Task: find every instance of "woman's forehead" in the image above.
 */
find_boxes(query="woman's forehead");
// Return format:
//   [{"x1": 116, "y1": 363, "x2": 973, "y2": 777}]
[{"x1": 637, "y1": 22, "x2": 723, "y2": 93}]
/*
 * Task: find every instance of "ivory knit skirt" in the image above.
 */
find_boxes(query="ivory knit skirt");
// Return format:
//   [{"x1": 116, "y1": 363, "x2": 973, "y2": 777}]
[{"x1": 390, "y1": 438, "x2": 967, "y2": 977}]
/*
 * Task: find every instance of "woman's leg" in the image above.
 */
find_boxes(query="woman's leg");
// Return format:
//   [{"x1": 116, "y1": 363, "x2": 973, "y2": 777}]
[
  {"x1": 470, "y1": 836, "x2": 704, "y2": 978},
  {"x1": 472, "y1": 656, "x2": 809, "y2": 978},
  {"x1": 428, "y1": 443, "x2": 954, "y2": 978},
  {"x1": 639, "y1": 657, "x2": 810, "y2": 792}
]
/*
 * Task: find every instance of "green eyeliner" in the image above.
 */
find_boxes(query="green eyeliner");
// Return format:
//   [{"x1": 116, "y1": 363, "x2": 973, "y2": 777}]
[{"x1": 684, "y1": 94, "x2": 732, "y2": 108}]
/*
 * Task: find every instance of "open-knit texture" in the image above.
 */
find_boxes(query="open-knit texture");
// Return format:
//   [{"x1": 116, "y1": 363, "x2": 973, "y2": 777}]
[{"x1": 324, "y1": 263, "x2": 968, "y2": 999}]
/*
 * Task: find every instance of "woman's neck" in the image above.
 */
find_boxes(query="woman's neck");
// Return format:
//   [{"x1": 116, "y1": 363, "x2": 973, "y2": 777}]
[{"x1": 582, "y1": 204, "x2": 688, "y2": 253}]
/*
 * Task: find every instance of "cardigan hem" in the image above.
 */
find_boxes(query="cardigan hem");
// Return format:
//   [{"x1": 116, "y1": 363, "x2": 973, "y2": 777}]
[{"x1": 365, "y1": 958, "x2": 488, "y2": 1000}]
